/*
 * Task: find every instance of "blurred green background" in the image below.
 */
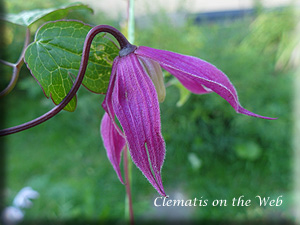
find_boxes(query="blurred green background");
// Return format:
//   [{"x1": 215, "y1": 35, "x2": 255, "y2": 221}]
[{"x1": 1, "y1": 0, "x2": 296, "y2": 224}]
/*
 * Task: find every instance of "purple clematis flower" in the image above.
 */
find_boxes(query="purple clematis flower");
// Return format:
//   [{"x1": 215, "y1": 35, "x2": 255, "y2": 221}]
[{"x1": 100, "y1": 46, "x2": 275, "y2": 197}]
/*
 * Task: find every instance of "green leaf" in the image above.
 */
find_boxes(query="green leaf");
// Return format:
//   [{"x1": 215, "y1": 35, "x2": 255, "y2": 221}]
[
  {"x1": 25, "y1": 20, "x2": 119, "y2": 112},
  {"x1": 3, "y1": 2, "x2": 93, "y2": 27}
]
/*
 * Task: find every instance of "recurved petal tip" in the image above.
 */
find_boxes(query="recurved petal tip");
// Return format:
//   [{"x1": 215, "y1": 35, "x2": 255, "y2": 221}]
[
  {"x1": 136, "y1": 46, "x2": 276, "y2": 120},
  {"x1": 100, "y1": 113, "x2": 126, "y2": 184},
  {"x1": 238, "y1": 106, "x2": 277, "y2": 120}
]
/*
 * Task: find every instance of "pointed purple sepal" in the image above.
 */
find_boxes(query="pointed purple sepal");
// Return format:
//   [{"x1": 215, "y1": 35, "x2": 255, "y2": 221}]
[
  {"x1": 100, "y1": 112, "x2": 126, "y2": 184},
  {"x1": 135, "y1": 46, "x2": 276, "y2": 120},
  {"x1": 111, "y1": 53, "x2": 166, "y2": 196}
]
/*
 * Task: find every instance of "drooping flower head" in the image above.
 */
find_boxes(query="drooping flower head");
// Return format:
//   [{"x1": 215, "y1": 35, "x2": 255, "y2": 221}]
[{"x1": 101, "y1": 42, "x2": 275, "y2": 196}]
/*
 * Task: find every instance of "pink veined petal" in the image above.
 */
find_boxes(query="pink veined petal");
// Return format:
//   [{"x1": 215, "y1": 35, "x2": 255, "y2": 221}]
[
  {"x1": 135, "y1": 46, "x2": 276, "y2": 120},
  {"x1": 100, "y1": 113, "x2": 126, "y2": 184},
  {"x1": 102, "y1": 57, "x2": 125, "y2": 138},
  {"x1": 102, "y1": 58, "x2": 118, "y2": 119},
  {"x1": 174, "y1": 73, "x2": 213, "y2": 94},
  {"x1": 112, "y1": 53, "x2": 166, "y2": 196}
]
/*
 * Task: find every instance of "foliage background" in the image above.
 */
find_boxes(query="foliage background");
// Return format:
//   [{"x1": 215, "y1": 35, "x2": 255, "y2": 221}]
[{"x1": 1, "y1": 0, "x2": 295, "y2": 223}]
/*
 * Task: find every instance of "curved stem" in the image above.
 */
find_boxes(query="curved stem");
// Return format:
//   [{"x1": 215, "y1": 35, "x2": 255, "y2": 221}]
[
  {"x1": 0, "y1": 28, "x2": 31, "y2": 97},
  {"x1": 17, "y1": 28, "x2": 31, "y2": 67},
  {"x1": 0, "y1": 60, "x2": 15, "y2": 68},
  {"x1": 0, "y1": 25, "x2": 133, "y2": 136},
  {"x1": 102, "y1": 25, "x2": 132, "y2": 50}
]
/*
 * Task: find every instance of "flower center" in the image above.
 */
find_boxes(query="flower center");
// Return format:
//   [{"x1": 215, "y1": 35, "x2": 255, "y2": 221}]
[{"x1": 119, "y1": 44, "x2": 137, "y2": 57}]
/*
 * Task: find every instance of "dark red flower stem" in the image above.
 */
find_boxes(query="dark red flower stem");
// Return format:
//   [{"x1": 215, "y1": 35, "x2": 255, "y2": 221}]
[{"x1": 0, "y1": 25, "x2": 135, "y2": 136}]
